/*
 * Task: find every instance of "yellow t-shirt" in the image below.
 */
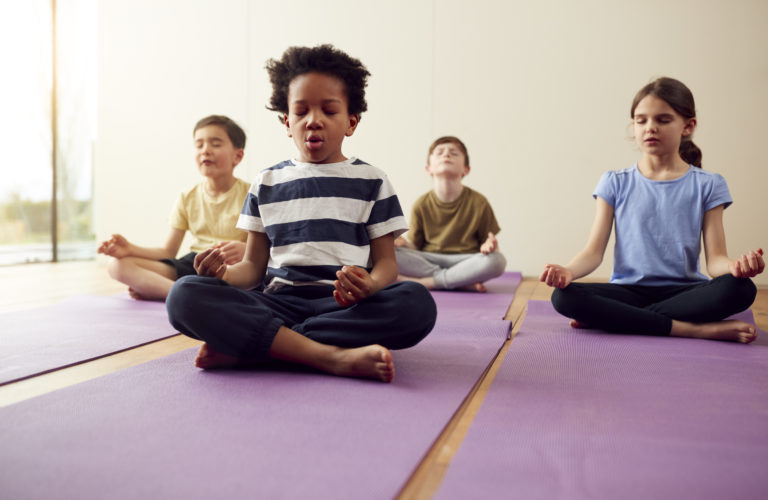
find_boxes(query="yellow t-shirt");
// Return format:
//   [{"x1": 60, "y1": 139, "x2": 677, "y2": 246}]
[
  {"x1": 169, "y1": 178, "x2": 250, "y2": 253},
  {"x1": 407, "y1": 187, "x2": 500, "y2": 254}
]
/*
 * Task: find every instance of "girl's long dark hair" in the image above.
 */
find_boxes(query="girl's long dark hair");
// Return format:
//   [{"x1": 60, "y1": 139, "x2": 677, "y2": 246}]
[{"x1": 631, "y1": 77, "x2": 702, "y2": 167}]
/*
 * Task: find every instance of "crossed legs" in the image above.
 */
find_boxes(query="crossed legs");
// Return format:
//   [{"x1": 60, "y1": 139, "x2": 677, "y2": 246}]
[
  {"x1": 166, "y1": 277, "x2": 437, "y2": 382},
  {"x1": 551, "y1": 275, "x2": 758, "y2": 343}
]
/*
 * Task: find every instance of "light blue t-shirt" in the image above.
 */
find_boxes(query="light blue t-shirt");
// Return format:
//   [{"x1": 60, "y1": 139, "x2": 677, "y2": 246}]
[{"x1": 594, "y1": 164, "x2": 732, "y2": 286}]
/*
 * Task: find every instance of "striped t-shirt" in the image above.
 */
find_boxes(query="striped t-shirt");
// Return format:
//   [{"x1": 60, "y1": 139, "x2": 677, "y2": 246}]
[{"x1": 237, "y1": 157, "x2": 407, "y2": 290}]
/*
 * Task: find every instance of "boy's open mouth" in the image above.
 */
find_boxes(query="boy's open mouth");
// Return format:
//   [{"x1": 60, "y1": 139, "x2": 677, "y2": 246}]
[{"x1": 307, "y1": 136, "x2": 323, "y2": 149}]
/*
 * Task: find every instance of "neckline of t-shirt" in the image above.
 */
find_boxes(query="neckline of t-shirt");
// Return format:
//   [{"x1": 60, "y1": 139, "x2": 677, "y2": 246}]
[
  {"x1": 429, "y1": 186, "x2": 469, "y2": 207},
  {"x1": 290, "y1": 157, "x2": 358, "y2": 168},
  {"x1": 200, "y1": 177, "x2": 244, "y2": 202},
  {"x1": 633, "y1": 163, "x2": 694, "y2": 183}
]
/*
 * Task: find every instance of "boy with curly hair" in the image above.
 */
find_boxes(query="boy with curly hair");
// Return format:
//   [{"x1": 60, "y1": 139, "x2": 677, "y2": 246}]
[{"x1": 166, "y1": 45, "x2": 436, "y2": 382}]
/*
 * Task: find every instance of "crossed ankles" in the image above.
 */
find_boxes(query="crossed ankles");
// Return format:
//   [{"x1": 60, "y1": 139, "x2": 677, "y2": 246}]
[{"x1": 194, "y1": 342, "x2": 396, "y2": 382}]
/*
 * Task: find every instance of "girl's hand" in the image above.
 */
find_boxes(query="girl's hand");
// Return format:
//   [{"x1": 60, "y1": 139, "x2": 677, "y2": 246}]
[
  {"x1": 480, "y1": 232, "x2": 498, "y2": 255},
  {"x1": 215, "y1": 241, "x2": 246, "y2": 265},
  {"x1": 97, "y1": 234, "x2": 131, "y2": 258},
  {"x1": 540, "y1": 264, "x2": 574, "y2": 288},
  {"x1": 194, "y1": 248, "x2": 227, "y2": 279},
  {"x1": 729, "y1": 248, "x2": 765, "y2": 278},
  {"x1": 333, "y1": 266, "x2": 373, "y2": 307}
]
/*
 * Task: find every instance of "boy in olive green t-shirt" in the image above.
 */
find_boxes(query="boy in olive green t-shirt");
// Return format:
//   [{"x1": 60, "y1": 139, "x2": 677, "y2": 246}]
[{"x1": 395, "y1": 136, "x2": 506, "y2": 292}]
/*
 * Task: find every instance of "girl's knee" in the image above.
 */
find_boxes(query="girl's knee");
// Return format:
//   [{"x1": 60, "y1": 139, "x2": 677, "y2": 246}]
[
  {"x1": 550, "y1": 286, "x2": 579, "y2": 317},
  {"x1": 720, "y1": 275, "x2": 757, "y2": 309}
]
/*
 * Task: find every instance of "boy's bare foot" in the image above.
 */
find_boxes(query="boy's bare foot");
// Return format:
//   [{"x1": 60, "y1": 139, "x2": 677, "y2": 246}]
[
  {"x1": 324, "y1": 345, "x2": 395, "y2": 383},
  {"x1": 569, "y1": 319, "x2": 588, "y2": 329},
  {"x1": 671, "y1": 319, "x2": 757, "y2": 343},
  {"x1": 458, "y1": 282, "x2": 487, "y2": 293},
  {"x1": 195, "y1": 343, "x2": 241, "y2": 369},
  {"x1": 127, "y1": 287, "x2": 165, "y2": 302}
]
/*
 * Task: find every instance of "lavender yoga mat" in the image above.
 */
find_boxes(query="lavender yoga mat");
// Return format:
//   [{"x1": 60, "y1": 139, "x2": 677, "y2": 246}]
[
  {"x1": 0, "y1": 315, "x2": 510, "y2": 499},
  {"x1": 436, "y1": 300, "x2": 768, "y2": 500},
  {"x1": 0, "y1": 295, "x2": 178, "y2": 385},
  {"x1": 431, "y1": 271, "x2": 522, "y2": 322}
]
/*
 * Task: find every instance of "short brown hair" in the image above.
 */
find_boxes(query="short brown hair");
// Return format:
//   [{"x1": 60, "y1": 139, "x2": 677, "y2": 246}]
[
  {"x1": 193, "y1": 115, "x2": 246, "y2": 150},
  {"x1": 427, "y1": 136, "x2": 469, "y2": 165}
]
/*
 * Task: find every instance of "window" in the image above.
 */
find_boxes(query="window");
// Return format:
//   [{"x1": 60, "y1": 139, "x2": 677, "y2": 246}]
[{"x1": 0, "y1": 0, "x2": 97, "y2": 265}]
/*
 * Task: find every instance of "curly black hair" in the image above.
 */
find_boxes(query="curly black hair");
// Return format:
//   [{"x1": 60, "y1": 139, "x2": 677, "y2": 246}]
[{"x1": 265, "y1": 44, "x2": 370, "y2": 116}]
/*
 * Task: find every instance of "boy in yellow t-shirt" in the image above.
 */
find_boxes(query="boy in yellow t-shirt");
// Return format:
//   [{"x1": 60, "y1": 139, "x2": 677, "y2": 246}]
[
  {"x1": 98, "y1": 115, "x2": 249, "y2": 300},
  {"x1": 395, "y1": 136, "x2": 506, "y2": 292}
]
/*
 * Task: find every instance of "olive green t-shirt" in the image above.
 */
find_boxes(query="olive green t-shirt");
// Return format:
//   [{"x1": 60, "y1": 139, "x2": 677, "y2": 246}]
[{"x1": 407, "y1": 187, "x2": 500, "y2": 254}]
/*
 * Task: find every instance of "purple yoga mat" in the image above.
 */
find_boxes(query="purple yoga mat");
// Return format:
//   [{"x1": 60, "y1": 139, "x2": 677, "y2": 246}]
[
  {"x1": 431, "y1": 271, "x2": 522, "y2": 323},
  {"x1": 436, "y1": 300, "x2": 768, "y2": 500},
  {"x1": 0, "y1": 295, "x2": 178, "y2": 385},
  {"x1": 0, "y1": 316, "x2": 511, "y2": 499}
]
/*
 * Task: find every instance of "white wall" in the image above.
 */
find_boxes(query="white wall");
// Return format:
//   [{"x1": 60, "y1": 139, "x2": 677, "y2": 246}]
[{"x1": 96, "y1": 0, "x2": 768, "y2": 285}]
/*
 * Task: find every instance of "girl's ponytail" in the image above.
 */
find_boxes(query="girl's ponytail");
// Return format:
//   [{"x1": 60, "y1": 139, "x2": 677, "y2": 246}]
[{"x1": 679, "y1": 139, "x2": 702, "y2": 167}]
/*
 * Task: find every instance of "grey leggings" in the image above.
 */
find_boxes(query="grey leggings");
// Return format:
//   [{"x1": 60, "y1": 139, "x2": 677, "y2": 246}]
[{"x1": 395, "y1": 247, "x2": 507, "y2": 289}]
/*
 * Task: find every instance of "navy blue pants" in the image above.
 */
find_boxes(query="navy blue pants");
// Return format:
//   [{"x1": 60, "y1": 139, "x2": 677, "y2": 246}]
[
  {"x1": 166, "y1": 276, "x2": 437, "y2": 360},
  {"x1": 551, "y1": 274, "x2": 757, "y2": 336}
]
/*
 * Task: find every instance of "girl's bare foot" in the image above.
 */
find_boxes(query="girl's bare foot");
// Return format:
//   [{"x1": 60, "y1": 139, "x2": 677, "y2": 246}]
[
  {"x1": 671, "y1": 319, "x2": 757, "y2": 343},
  {"x1": 324, "y1": 345, "x2": 395, "y2": 383},
  {"x1": 195, "y1": 343, "x2": 241, "y2": 369}
]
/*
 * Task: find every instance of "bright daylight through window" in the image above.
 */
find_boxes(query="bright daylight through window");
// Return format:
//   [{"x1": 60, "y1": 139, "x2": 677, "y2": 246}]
[{"x1": 0, "y1": 0, "x2": 96, "y2": 265}]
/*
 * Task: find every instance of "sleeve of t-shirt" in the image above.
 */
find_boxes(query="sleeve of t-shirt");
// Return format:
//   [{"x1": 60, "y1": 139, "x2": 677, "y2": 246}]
[
  {"x1": 408, "y1": 202, "x2": 425, "y2": 250},
  {"x1": 592, "y1": 171, "x2": 616, "y2": 206},
  {"x1": 704, "y1": 173, "x2": 733, "y2": 211},
  {"x1": 481, "y1": 200, "x2": 501, "y2": 236},
  {"x1": 168, "y1": 192, "x2": 188, "y2": 231},
  {"x1": 366, "y1": 175, "x2": 408, "y2": 240},
  {"x1": 236, "y1": 180, "x2": 265, "y2": 233}
]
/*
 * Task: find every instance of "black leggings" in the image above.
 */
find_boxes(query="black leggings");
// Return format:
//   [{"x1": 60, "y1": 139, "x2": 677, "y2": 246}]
[{"x1": 551, "y1": 274, "x2": 757, "y2": 336}]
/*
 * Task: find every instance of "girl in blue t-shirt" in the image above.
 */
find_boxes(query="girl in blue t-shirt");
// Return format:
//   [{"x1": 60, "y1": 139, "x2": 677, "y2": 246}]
[{"x1": 540, "y1": 77, "x2": 764, "y2": 342}]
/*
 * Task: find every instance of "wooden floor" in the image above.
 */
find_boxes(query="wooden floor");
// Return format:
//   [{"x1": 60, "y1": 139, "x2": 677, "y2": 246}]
[{"x1": 2, "y1": 261, "x2": 767, "y2": 499}]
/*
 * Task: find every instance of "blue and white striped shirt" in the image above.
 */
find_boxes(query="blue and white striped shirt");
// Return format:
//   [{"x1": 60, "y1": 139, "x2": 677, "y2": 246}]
[{"x1": 237, "y1": 157, "x2": 407, "y2": 290}]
